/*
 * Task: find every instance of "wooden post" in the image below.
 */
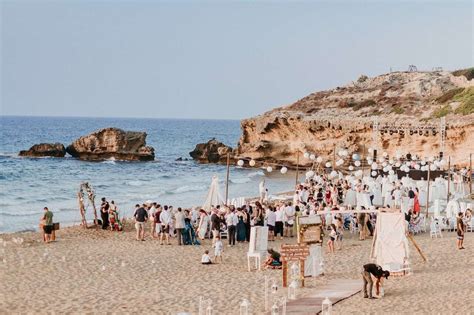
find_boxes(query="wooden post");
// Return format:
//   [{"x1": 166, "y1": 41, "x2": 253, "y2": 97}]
[
  {"x1": 225, "y1": 152, "x2": 230, "y2": 205},
  {"x1": 407, "y1": 233, "x2": 427, "y2": 262},
  {"x1": 467, "y1": 153, "x2": 472, "y2": 194},
  {"x1": 333, "y1": 144, "x2": 336, "y2": 170},
  {"x1": 295, "y1": 151, "x2": 299, "y2": 186},
  {"x1": 447, "y1": 156, "x2": 451, "y2": 204},
  {"x1": 282, "y1": 261, "x2": 288, "y2": 287},
  {"x1": 426, "y1": 162, "x2": 431, "y2": 218}
]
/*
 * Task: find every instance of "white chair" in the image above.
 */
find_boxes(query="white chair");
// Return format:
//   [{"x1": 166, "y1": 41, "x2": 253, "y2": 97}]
[
  {"x1": 467, "y1": 218, "x2": 474, "y2": 233},
  {"x1": 430, "y1": 220, "x2": 442, "y2": 238},
  {"x1": 247, "y1": 252, "x2": 262, "y2": 271}
]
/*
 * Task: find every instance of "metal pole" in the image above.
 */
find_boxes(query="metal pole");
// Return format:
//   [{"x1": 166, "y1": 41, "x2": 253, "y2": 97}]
[
  {"x1": 426, "y1": 161, "x2": 431, "y2": 218},
  {"x1": 447, "y1": 156, "x2": 451, "y2": 204},
  {"x1": 295, "y1": 151, "x2": 299, "y2": 186},
  {"x1": 225, "y1": 152, "x2": 230, "y2": 205}
]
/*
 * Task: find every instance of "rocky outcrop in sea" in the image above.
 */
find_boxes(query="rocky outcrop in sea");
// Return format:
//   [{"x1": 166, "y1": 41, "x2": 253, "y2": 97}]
[{"x1": 19, "y1": 143, "x2": 66, "y2": 158}]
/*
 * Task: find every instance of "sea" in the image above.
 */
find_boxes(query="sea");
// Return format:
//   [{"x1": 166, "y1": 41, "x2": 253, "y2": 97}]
[{"x1": 0, "y1": 116, "x2": 295, "y2": 233}]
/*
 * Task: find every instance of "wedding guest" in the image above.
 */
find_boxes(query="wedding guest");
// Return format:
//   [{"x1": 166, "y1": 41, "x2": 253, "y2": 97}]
[
  {"x1": 108, "y1": 201, "x2": 119, "y2": 231},
  {"x1": 284, "y1": 203, "x2": 295, "y2": 237},
  {"x1": 100, "y1": 197, "x2": 110, "y2": 230},
  {"x1": 41, "y1": 207, "x2": 54, "y2": 243},
  {"x1": 197, "y1": 209, "x2": 209, "y2": 241},
  {"x1": 159, "y1": 205, "x2": 172, "y2": 245},
  {"x1": 210, "y1": 209, "x2": 220, "y2": 245},
  {"x1": 225, "y1": 208, "x2": 237, "y2": 246},
  {"x1": 362, "y1": 263, "x2": 390, "y2": 299},
  {"x1": 214, "y1": 236, "x2": 223, "y2": 263},
  {"x1": 154, "y1": 204, "x2": 162, "y2": 238},
  {"x1": 201, "y1": 250, "x2": 212, "y2": 265},
  {"x1": 133, "y1": 204, "x2": 148, "y2": 241},
  {"x1": 266, "y1": 207, "x2": 276, "y2": 241},
  {"x1": 275, "y1": 205, "x2": 284, "y2": 240},
  {"x1": 457, "y1": 212, "x2": 465, "y2": 250},
  {"x1": 174, "y1": 207, "x2": 186, "y2": 246},
  {"x1": 236, "y1": 208, "x2": 247, "y2": 243}
]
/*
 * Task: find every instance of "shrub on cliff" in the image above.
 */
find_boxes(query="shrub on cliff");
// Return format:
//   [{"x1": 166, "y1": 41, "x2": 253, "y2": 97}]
[
  {"x1": 453, "y1": 87, "x2": 474, "y2": 115},
  {"x1": 452, "y1": 68, "x2": 474, "y2": 81}
]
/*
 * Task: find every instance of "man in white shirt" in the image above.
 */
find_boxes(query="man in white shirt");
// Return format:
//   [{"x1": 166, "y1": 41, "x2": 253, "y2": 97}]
[
  {"x1": 265, "y1": 207, "x2": 276, "y2": 241},
  {"x1": 159, "y1": 205, "x2": 172, "y2": 245},
  {"x1": 174, "y1": 207, "x2": 186, "y2": 245},
  {"x1": 284, "y1": 204, "x2": 296, "y2": 237},
  {"x1": 225, "y1": 208, "x2": 238, "y2": 246},
  {"x1": 275, "y1": 205, "x2": 284, "y2": 240}
]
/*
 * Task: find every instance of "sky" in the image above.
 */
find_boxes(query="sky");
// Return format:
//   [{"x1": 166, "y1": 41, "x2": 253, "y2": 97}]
[{"x1": 1, "y1": 0, "x2": 473, "y2": 120}]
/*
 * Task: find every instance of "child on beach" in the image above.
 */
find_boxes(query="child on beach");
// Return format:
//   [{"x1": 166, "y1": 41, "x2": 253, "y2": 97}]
[
  {"x1": 335, "y1": 217, "x2": 344, "y2": 250},
  {"x1": 213, "y1": 236, "x2": 223, "y2": 263},
  {"x1": 327, "y1": 224, "x2": 336, "y2": 254},
  {"x1": 201, "y1": 250, "x2": 212, "y2": 265}
]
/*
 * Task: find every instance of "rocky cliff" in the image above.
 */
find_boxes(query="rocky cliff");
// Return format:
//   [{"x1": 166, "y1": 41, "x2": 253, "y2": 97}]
[
  {"x1": 19, "y1": 143, "x2": 66, "y2": 158},
  {"x1": 237, "y1": 70, "x2": 474, "y2": 166},
  {"x1": 66, "y1": 128, "x2": 155, "y2": 161}
]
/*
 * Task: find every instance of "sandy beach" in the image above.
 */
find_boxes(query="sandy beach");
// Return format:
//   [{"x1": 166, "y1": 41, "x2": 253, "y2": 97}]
[{"x1": 1, "y1": 222, "x2": 472, "y2": 314}]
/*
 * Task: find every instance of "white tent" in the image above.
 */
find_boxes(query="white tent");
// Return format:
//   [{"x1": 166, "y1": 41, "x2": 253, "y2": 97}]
[
  {"x1": 371, "y1": 212, "x2": 410, "y2": 273},
  {"x1": 202, "y1": 176, "x2": 224, "y2": 212}
]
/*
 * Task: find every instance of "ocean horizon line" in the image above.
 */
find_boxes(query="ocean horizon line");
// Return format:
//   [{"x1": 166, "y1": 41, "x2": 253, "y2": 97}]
[{"x1": 0, "y1": 114, "x2": 242, "y2": 122}]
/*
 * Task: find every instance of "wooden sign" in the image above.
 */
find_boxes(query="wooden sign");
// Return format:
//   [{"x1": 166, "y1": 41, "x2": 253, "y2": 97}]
[
  {"x1": 297, "y1": 215, "x2": 323, "y2": 245},
  {"x1": 281, "y1": 244, "x2": 310, "y2": 287}
]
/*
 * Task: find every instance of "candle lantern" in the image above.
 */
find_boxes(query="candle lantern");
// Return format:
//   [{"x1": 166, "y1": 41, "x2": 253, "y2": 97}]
[
  {"x1": 271, "y1": 302, "x2": 279, "y2": 315},
  {"x1": 239, "y1": 299, "x2": 251, "y2": 315},
  {"x1": 321, "y1": 297, "x2": 332, "y2": 315},
  {"x1": 288, "y1": 280, "x2": 298, "y2": 300}
]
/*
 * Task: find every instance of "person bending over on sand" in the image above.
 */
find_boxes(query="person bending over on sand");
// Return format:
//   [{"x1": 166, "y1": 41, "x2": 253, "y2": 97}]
[
  {"x1": 41, "y1": 207, "x2": 54, "y2": 243},
  {"x1": 133, "y1": 204, "x2": 148, "y2": 241},
  {"x1": 264, "y1": 249, "x2": 282, "y2": 269},
  {"x1": 362, "y1": 263, "x2": 390, "y2": 299},
  {"x1": 201, "y1": 250, "x2": 212, "y2": 265},
  {"x1": 456, "y1": 212, "x2": 465, "y2": 250}
]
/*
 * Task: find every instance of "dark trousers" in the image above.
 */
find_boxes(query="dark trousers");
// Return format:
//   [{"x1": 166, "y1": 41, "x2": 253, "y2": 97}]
[
  {"x1": 362, "y1": 271, "x2": 373, "y2": 298},
  {"x1": 228, "y1": 225, "x2": 236, "y2": 245},
  {"x1": 176, "y1": 228, "x2": 184, "y2": 245},
  {"x1": 101, "y1": 212, "x2": 109, "y2": 230},
  {"x1": 275, "y1": 222, "x2": 284, "y2": 237}
]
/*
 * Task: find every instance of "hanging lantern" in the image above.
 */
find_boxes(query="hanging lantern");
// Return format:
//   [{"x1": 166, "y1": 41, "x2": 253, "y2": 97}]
[
  {"x1": 288, "y1": 280, "x2": 298, "y2": 300},
  {"x1": 420, "y1": 160, "x2": 426, "y2": 166},
  {"x1": 382, "y1": 161, "x2": 388, "y2": 167},
  {"x1": 352, "y1": 153, "x2": 360, "y2": 160},
  {"x1": 310, "y1": 154, "x2": 316, "y2": 160},
  {"x1": 338, "y1": 150, "x2": 344, "y2": 157},
  {"x1": 337, "y1": 159, "x2": 344, "y2": 166},
  {"x1": 239, "y1": 299, "x2": 251, "y2": 315},
  {"x1": 249, "y1": 159, "x2": 256, "y2": 167},
  {"x1": 237, "y1": 160, "x2": 244, "y2": 167},
  {"x1": 316, "y1": 156, "x2": 323, "y2": 163},
  {"x1": 371, "y1": 171, "x2": 377, "y2": 176},
  {"x1": 382, "y1": 167, "x2": 388, "y2": 172},
  {"x1": 368, "y1": 147, "x2": 374, "y2": 153},
  {"x1": 306, "y1": 170, "x2": 315, "y2": 178},
  {"x1": 389, "y1": 170, "x2": 395, "y2": 175},
  {"x1": 280, "y1": 167, "x2": 288, "y2": 174},
  {"x1": 371, "y1": 162, "x2": 378, "y2": 170},
  {"x1": 389, "y1": 159, "x2": 394, "y2": 165},
  {"x1": 348, "y1": 165, "x2": 354, "y2": 171},
  {"x1": 266, "y1": 166, "x2": 273, "y2": 173},
  {"x1": 303, "y1": 152, "x2": 310, "y2": 159},
  {"x1": 330, "y1": 170, "x2": 338, "y2": 178},
  {"x1": 429, "y1": 164, "x2": 437, "y2": 171},
  {"x1": 325, "y1": 162, "x2": 332, "y2": 168},
  {"x1": 414, "y1": 164, "x2": 420, "y2": 170},
  {"x1": 382, "y1": 151, "x2": 388, "y2": 157},
  {"x1": 395, "y1": 162, "x2": 401, "y2": 168},
  {"x1": 354, "y1": 160, "x2": 361, "y2": 167}
]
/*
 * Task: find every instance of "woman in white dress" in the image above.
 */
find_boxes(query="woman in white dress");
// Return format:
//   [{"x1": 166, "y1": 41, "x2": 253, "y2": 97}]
[{"x1": 197, "y1": 209, "x2": 209, "y2": 240}]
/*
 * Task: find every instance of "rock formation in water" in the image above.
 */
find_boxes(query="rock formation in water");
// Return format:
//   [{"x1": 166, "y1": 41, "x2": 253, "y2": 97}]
[
  {"x1": 66, "y1": 128, "x2": 155, "y2": 161},
  {"x1": 189, "y1": 138, "x2": 234, "y2": 163},
  {"x1": 19, "y1": 143, "x2": 66, "y2": 158},
  {"x1": 236, "y1": 69, "x2": 474, "y2": 166}
]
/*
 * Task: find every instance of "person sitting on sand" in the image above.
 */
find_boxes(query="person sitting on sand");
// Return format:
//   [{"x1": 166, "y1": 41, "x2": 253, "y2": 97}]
[
  {"x1": 362, "y1": 263, "x2": 390, "y2": 299},
  {"x1": 264, "y1": 249, "x2": 282, "y2": 269},
  {"x1": 201, "y1": 250, "x2": 212, "y2": 265}
]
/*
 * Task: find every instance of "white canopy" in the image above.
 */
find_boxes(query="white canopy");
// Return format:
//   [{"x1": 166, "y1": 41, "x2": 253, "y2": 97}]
[{"x1": 202, "y1": 176, "x2": 224, "y2": 212}]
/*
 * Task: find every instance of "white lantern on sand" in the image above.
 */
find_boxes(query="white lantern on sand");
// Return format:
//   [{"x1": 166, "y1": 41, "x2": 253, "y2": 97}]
[
  {"x1": 325, "y1": 162, "x2": 332, "y2": 168},
  {"x1": 266, "y1": 166, "x2": 273, "y2": 173},
  {"x1": 240, "y1": 299, "x2": 251, "y2": 315},
  {"x1": 249, "y1": 159, "x2": 256, "y2": 167},
  {"x1": 303, "y1": 152, "x2": 310, "y2": 159},
  {"x1": 310, "y1": 154, "x2": 316, "y2": 161},
  {"x1": 280, "y1": 167, "x2": 288, "y2": 174},
  {"x1": 237, "y1": 160, "x2": 244, "y2": 166},
  {"x1": 354, "y1": 161, "x2": 361, "y2": 167},
  {"x1": 288, "y1": 280, "x2": 298, "y2": 300},
  {"x1": 316, "y1": 156, "x2": 323, "y2": 163},
  {"x1": 321, "y1": 297, "x2": 332, "y2": 315}
]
